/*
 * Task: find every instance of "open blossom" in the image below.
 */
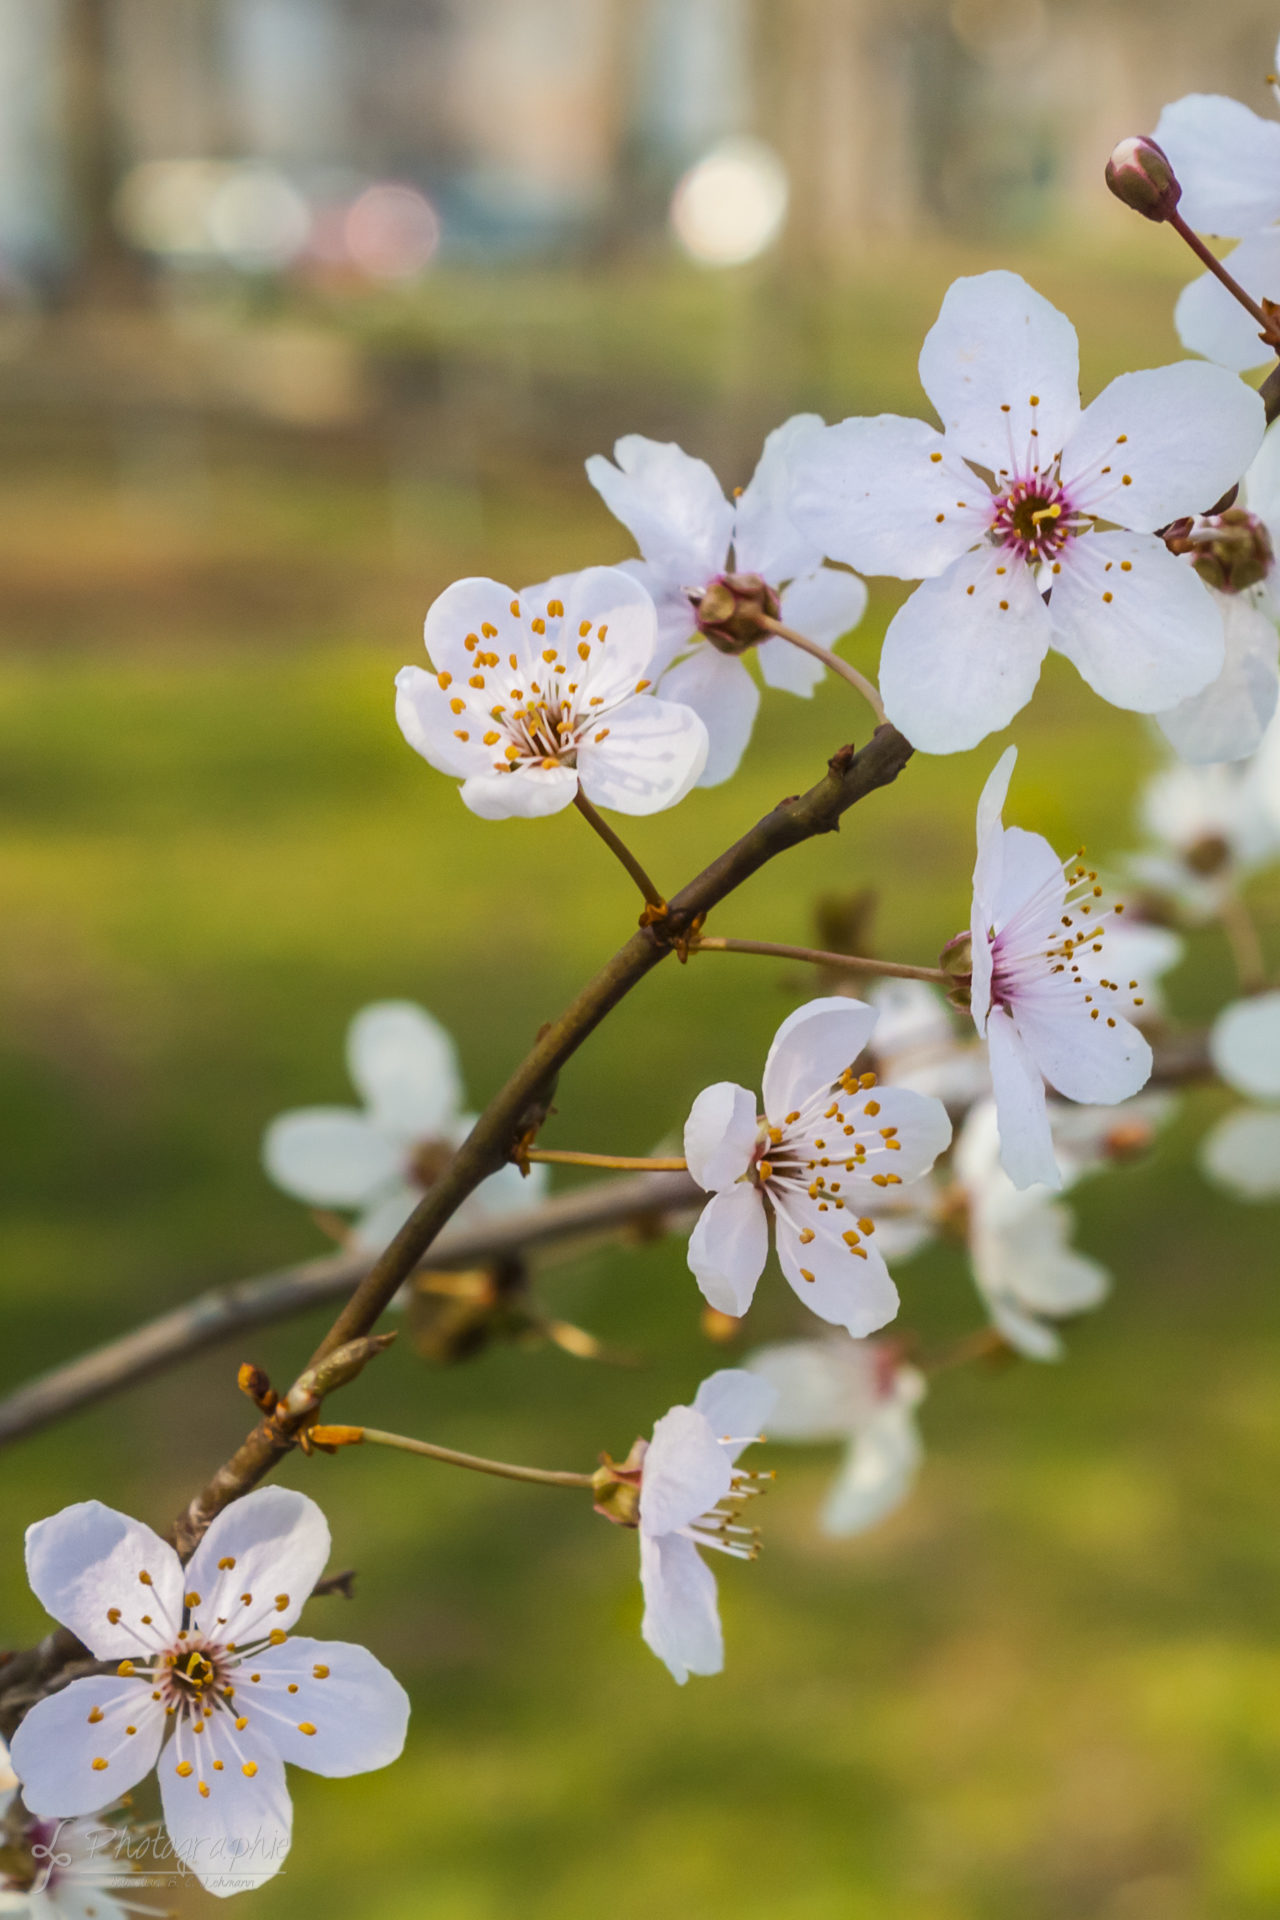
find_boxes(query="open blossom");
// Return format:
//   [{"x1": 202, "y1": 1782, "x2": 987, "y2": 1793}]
[
  {"x1": 953, "y1": 1100, "x2": 1110, "y2": 1361},
  {"x1": 746, "y1": 1339, "x2": 925, "y2": 1536},
  {"x1": 0, "y1": 1797, "x2": 146, "y2": 1920},
  {"x1": 787, "y1": 269, "x2": 1262, "y2": 752},
  {"x1": 683, "y1": 998, "x2": 952, "y2": 1336},
  {"x1": 1201, "y1": 991, "x2": 1280, "y2": 1199},
  {"x1": 586, "y1": 424, "x2": 868, "y2": 784},
  {"x1": 395, "y1": 566, "x2": 707, "y2": 819},
  {"x1": 1132, "y1": 718, "x2": 1280, "y2": 919},
  {"x1": 262, "y1": 1000, "x2": 545, "y2": 1255},
  {"x1": 622, "y1": 1370, "x2": 777, "y2": 1685},
  {"x1": 9, "y1": 1490, "x2": 409, "y2": 1898},
  {"x1": 1155, "y1": 63, "x2": 1280, "y2": 371},
  {"x1": 969, "y1": 747, "x2": 1153, "y2": 1191}
]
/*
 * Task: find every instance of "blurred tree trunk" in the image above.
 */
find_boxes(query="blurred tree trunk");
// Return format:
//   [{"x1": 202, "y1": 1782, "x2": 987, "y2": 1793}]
[{"x1": 59, "y1": 0, "x2": 148, "y2": 308}]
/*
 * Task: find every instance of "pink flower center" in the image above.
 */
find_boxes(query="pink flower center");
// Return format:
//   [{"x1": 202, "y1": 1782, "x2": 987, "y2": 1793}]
[{"x1": 989, "y1": 477, "x2": 1078, "y2": 563}]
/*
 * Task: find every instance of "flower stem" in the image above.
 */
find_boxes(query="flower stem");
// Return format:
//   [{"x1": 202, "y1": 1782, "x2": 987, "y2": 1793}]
[
  {"x1": 921, "y1": 1326, "x2": 1010, "y2": 1376},
  {"x1": 1220, "y1": 893, "x2": 1269, "y2": 994},
  {"x1": 1168, "y1": 209, "x2": 1279, "y2": 340},
  {"x1": 758, "y1": 616, "x2": 887, "y2": 725},
  {"x1": 523, "y1": 1148, "x2": 688, "y2": 1171},
  {"x1": 573, "y1": 789, "x2": 667, "y2": 911},
  {"x1": 694, "y1": 935, "x2": 946, "y2": 984},
  {"x1": 310, "y1": 1424, "x2": 596, "y2": 1489}
]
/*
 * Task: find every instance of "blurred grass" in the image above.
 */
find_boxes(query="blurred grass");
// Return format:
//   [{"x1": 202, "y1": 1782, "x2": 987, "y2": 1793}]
[{"x1": 2, "y1": 242, "x2": 1280, "y2": 1919}]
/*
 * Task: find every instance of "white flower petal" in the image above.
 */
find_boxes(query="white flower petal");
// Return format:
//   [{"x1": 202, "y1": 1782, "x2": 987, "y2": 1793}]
[
  {"x1": 786, "y1": 414, "x2": 985, "y2": 578},
  {"x1": 25, "y1": 1502, "x2": 184, "y2": 1661},
  {"x1": 640, "y1": 1405, "x2": 733, "y2": 1538},
  {"x1": 985, "y1": 1007, "x2": 1061, "y2": 1190},
  {"x1": 459, "y1": 764, "x2": 579, "y2": 820},
  {"x1": 1156, "y1": 590, "x2": 1279, "y2": 763},
  {"x1": 10, "y1": 1677, "x2": 165, "y2": 1818},
  {"x1": 760, "y1": 996, "x2": 878, "y2": 1123},
  {"x1": 684, "y1": 1082, "x2": 759, "y2": 1192},
  {"x1": 691, "y1": 1369, "x2": 777, "y2": 1457},
  {"x1": 1013, "y1": 996, "x2": 1152, "y2": 1108},
  {"x1": 821, "y1": 1398, "x2": 923, "y2": 1537},
  {"x1": 1244, "y1": 416, "x2": 1280, "y2": 530},
  {"x1": 183, "y1": 1487, "x2": 330, "y2": 1642},
  {"x1": 559, "y1": 566, "x2": 660, "y2": 703},
  {"x1": 576, "y1": 694, "x2": 708, "y2": 815},
  {"x1": 262, "y1": 1109, "x2": 402, "y2": 1209},
  {"x1": 1200, "y1": 1105, "x2": 1280, "y2": 1198},
  {"x1": 848, "y1": 1083, "x2": 952, "y2": 1183},
  {"x1": 241, "y1": 1637, "x2": 409, "y2": 1778},
  {"x1": 349, "y1": 1182, "x2": 419, "y2": 1255},
  {"x1": 972, "y1": 746, "x2": 1018, "y2": 979},
  {"x1": 1174, "y1": 244, "x2": 1280, "y2": 375},
  {"x1": 745, "y1": 1339, "x2": 878, "y2": 1439},
  {"x1": 585, "y1": 437, "x2": 733, "y2": 585},
  {"x1": 731, "y1": 414, "x2": 827, "y2": 582},
  {"x1": 394, "y1": 666, "x2": 493, "y2": 778},
  {"x1": 1060, "y1": 364, "x2": 1264, "y2": 533},
  {"x1": 158, "y1": 1713, "x2": 291, "y2": 1896},
  {"x1": 345, "y1": 1001, "x2": 462, "y2": 1137},
  {"x1": 917, "y1": 270, "x2": 1081, "y2": 478},
  {"x1": 687, "y1": 1183, "x2": 768, "y2": 1316},
  {"x1": 1153, "y1": 93, "x2": 1280, "y2": 236},
  {"x1": 1049, "y1": 531, "x2": 1225, "y2": 712},
  {"x1": 774, "y1": 1215, "x2": 900, "y2": 1337},
  {"x1": 881, "y1": 549, "x2": 1051, "y2": 754},
  {"x1": 658, "y1": 646, "x2": 759, "y2": 788},
  {"x1": 1209, "y1": 990, "x2": 1280, "y2": 1097},
  {"x1": 988, "y1": 1297, "x2": 1064, "y2": 1362},
  {"x1": 639, "y1": 1530, "x2": 722, "y2": 1685},
  {"x1": 422, "y1": 578, "x2": 539, "y2": 684}
]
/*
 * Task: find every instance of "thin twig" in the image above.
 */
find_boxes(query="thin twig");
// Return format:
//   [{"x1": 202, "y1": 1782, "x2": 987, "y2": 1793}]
[
  {"x1": 524, "y1": 1149, "x2": 688, "y2": 1171},
  {"x1": 573, "y1": 789, "x2": 667, "y2": 910},
  {"x1": 311, "y1": 1424, "x2": 595, "y2": 1489},
  {"x1": 695, "y1": 935, "x2": 946, "y2": 984},
  {"x1": 759, "y1": 616, "x2": 887, "y2": 725},
  {"x1": 1168, "y1": 209, "x2": 1276, "y2": 335},
  {"x1": 1220, "y1": 894, "x2": 1269, "y2": 995}
]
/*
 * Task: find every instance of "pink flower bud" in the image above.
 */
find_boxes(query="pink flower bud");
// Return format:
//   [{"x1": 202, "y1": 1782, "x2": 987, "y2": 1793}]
[{"x1": 1105, "y1": 136, "x2": 1182, "y2": 223}]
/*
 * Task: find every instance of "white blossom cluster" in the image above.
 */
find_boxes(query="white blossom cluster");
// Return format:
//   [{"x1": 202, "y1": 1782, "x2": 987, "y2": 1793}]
[{"x1": 10, "y1": 55, "x2": 1280, "y2": 1904}]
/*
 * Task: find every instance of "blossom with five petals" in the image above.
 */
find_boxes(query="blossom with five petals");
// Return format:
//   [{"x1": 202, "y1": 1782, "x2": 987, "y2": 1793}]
[
  {"x1": 395, "y1": 566, "x2": 707, "y2": 819},
  {"x1": 585, "y1": 424, "x2": 868, "y2": 784},
  {"x1": 1201, "y1": 990, "x2": 1280, "y2": 1200},
  {"x1": 787, "y1": 269, "x2": 1263, "y2": 752},
  {"x1": 1155, "y1": 63, "x2": 1280, "y2": 372},
  {"x1": 1131, "y1": 718, "x2": 1280, "y2": 920},
  {"x1": 262, "y1": 1001, "x2": 545, "y2": 1255},
  {"x1": 633, "y1": 1369, "x2": 778, "y2": 1685},
  {"x1": 969, "y1": 746, "x2": 1153, "y2": 1190},
  {"x1": 9, "y1": 1490, "x2": 409, "y2": 1897},
  {"x1": 683, "y1": 997, "x2": 952, "y2": 1335},
  {"x1": 746, "y1": 1338, "x2": 925, "y2": 1536}
]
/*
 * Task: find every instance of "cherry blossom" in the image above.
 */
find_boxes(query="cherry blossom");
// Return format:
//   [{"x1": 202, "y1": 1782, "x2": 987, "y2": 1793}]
[
  {"x1": 683, "y1": 997, "x2": 952, "y2": 1336},
  {"x1": 745, "y1": 1338, "x2": 925, "y2": 1536},
  {"x1": 632, "y1": 1370, "x2": 778, "y2": 1684},
  {"x1": 787, "y1": 269, "x2": 1263, "y2": 752},
  {"x1": 1155, "y1": 63, "x2": 1280, "y2": 371},
  {"x1": 867, "y1": 978, "x2": 991, "y2": 1109},
  {"x1": 585, "y1": 425, "x2": 868, "y2": 784},
  {"x1": 1201, "y1": 991, "x2": 1280, "y2": 1200},
  {"x1": 9, "y1": 1489, "x2": 409, "y2": 1898},
  {"x1": 1132, "y1": 721, "x2": 1280, "y2": 920},
  {"x1": 0, "y1": 1801, "x2": 148, "y2": 1920},
  {"x1": 263, "y1": 1000, "x2": 545, "y2": 1255},
  {"x1": 953, "y1": 1100, "x2": 1110, "y2": 1361},
  {"x1": 395, "y1": 566, "x2": 707, "y2": 819},
  {"x1": 968, "y1": 747, "x2": 1153, "y2": 1190}
]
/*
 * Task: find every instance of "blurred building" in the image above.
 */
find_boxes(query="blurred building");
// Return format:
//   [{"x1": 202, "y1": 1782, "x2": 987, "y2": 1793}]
[{"x1": 2, "y1": 0, "x2": 1279, "y2": 289}]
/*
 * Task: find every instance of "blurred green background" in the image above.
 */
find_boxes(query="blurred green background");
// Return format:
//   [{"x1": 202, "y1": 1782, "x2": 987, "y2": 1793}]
[{"x1": 5, "y1": 3, "x2": 1280, "y2": 1917}]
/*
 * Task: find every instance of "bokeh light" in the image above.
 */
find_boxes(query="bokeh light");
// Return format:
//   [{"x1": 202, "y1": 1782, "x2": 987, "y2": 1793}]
[
  {"x1": 669, "y1": 137, "x2": 789, "y2": 267},
  {"x1": 343, "y1": 183, "x2": 441, "y2": 282}
]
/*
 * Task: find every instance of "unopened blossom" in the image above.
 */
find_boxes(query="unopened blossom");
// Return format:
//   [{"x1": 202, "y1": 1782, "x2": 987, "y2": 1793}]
[
  {"x1": 396, "y1": 566, "x2": 707, "y2": 819},
  {"x1": 9, "y1": 1489, "x2": 409, "y2": 1898},
  {"x1": 1156, "y1": 421, "x2": 1280, "y2": 762},
  {"x1": 968, "y1": 747, "x2": 1153, "y2": 1191},
  {"x1": 1201, "y1": 991, "x2": 1280, "y2": 1199},
  {"x1": 1132, "y1": 719, "x2": 1280, "y2": 919},
  {"x1": 1155, "y1": 66, "x2": 1280, "y2": 371},
  {"x1": 263, "y1": 1001, "x2": 546, "y2": 1255},
  {"x1": 746, "y1": 1338, "x2": 925, "y2": 1536},
  {"x1": 787, "y1": 269, "x2": 1263, "y2": 752},
  {"x1": 683, "y1": 997, "x2": 952, "y2": 1336},
  {"x1": 586, "y1": 424, "x2": 868, "y2": 784},
  {"x1": 953, "y1": 1100, "x2": 1110, "y2": 1361},
  {"x1": 616, "y1": 1369, "x2": 777, "y2": 1685}
]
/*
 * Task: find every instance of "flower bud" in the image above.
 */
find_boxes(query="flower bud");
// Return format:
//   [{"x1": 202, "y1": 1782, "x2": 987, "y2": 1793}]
[
  {"x1": 1105, "y1": 136, "x2": 1182, "y2": 222},
  {"x1": 939, "y1": 930, "x2": 973, "y2": 1011},
  {"x1": 1163, "y1": 507, "x2": 1274, "y2": 594},
  {"x1": 692, "y1": 571, "x2": 782, "y2": 653}
]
